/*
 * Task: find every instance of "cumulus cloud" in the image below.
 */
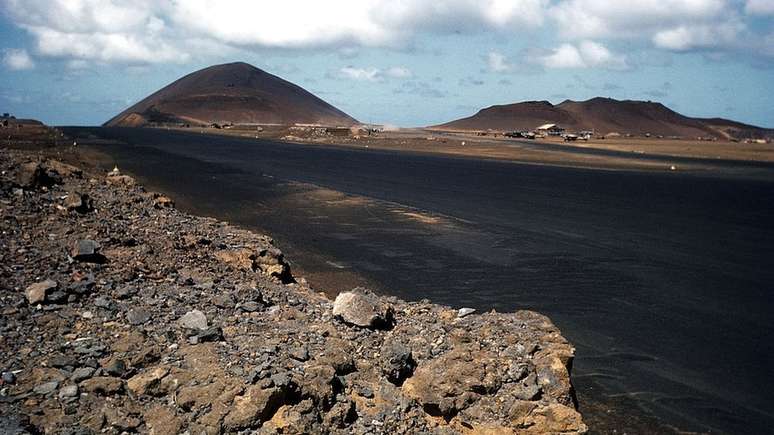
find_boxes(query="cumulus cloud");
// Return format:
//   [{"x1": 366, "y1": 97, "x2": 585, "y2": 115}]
[
  {"x1": 3, "y1": 0, "x2": 187, "y2": 64},
  {"x1": 548, "y1": 0, "x2": 757, "y2": 55},
  {"x1": 3, "y1": 48, "x2": 35, "y2": 70},
  {"x1": 550, "y1": 0, "x2": 730, "y2": 39},
  {"x1": 31, "y1": 28, "x2": 187, "y2": 63},
  {"x1": 1, "y1": 0, "x2": 771, "y2": 67},
  {"x1": 746, "y1": 0, "x2": 774, "y2": 15},
  {"x1": 538, "y1": 44, "x2": 585, "y2": 68},
  {"x1": 652, "y1": 20, "x2": 744, "y2": 51},
  {"x1": 170, "y1": 0, "x2": 549, "y2": 48},
  {"x1": 338, "y1": 66, "x2": 413, "y2": 82},
  {"x1": 1, "y1": 0, "x2": 549, "y2": 65},
  {"x1": 533, "y1": 41, "x2": 628, "y2": 70},
  {"x1": 338, "y1": 67, "x2": 382, "y2": 82}
]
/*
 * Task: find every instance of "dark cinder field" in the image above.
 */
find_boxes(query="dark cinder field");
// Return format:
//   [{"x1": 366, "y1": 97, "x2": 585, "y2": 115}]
[{"x1": 64, "y1": 127, "x2": 774, "y2": 434}]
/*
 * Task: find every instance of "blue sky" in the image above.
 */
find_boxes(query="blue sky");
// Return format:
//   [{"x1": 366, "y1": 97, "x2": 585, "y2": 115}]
[{"x1": 1, "y1": 1, "x2": 772, "y2": 127}]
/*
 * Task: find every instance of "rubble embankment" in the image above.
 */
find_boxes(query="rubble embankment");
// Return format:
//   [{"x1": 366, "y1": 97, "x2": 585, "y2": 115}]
[{"x1": 0, "y1": 148, "x2": 587, "y2": 434}]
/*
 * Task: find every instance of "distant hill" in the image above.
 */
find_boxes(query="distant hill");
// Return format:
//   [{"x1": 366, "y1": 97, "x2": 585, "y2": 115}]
[
  {"x1": 105, "y1": 62, "x2": 357, "y2": 127},
  {"x1": 433, "y1": 97, "x2": 772, "y2": 140}
]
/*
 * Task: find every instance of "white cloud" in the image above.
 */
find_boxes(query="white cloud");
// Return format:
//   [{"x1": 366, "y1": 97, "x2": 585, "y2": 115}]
[
  {"x1": 1, "y1": 0, "x2": 550, "y2": 65},
  {"x1": 338, "y1": 66, "x2": 383, "y2": 82},
  {"x1": 3, "y1": 48, "x2": 35, "y2": 70},
  {"x1": 550, "y1": 0, "x2": 730, "y2": 39},
  {"x1": 577, "y1": 40, "x2": 628, "y2": 69},
  {"x1": 539, "y1": 44, "x2": 586, "y2": 68},
  {"x1": 338, "y1": 66, "x2": 413, "y2": 81},
  {"x1": 31, "y1": 27, "x2": 187, "y2": 63},
  {"x1": 171, "y1": 0, "x2": 549, "y2": 48},
  {"x1": 385, "y1": 67, "x2": 413, "y2": 78},
  {"x1": 534, "y1": 41, "x2": 628, "y2": 69},
  {"x1": 487, "y1": 51, "x2": 512, "y2": 72},
  {"x1": 1, "y1": 0, "x2": 770, "y2": 66},
  {"x1": 548, "y1": 0, "x2": 752, "y2": 54},
  {"x1": 652, "y1": 20, "x2": 744, "y2": 51},
  {"x1": 746, "y1": 0, "x2": 774, "y2": 15},
  {"x1": 3, "y1": 0, "x2": 186, "y2": 64}
]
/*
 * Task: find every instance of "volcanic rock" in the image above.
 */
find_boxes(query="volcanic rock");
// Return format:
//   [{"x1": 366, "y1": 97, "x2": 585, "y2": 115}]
[
  {"x1": 457, "y1": 307, "x2": 476, "y2": 318},
  {"x1": 70, "y1": 368, "x2": 95, "y2": 383},
  {"x1": 152, "y1": 194, "x2": 174, "y2": 209},
  {"x1": 58, "y1": 385, "x2": 79, "y2": 399},
  {"x1": 381, "y1": 340, "x2": 416, "y2": 385},
  {"x1": 143, "y1": 405, "x2": 183, "y2": 435},
  {"x1": 25, "y1": 279, "x2": 57, "y2": 304},
  {"x1": 332, "y1": 288, "x2": 393, "y2": 329},
  {"x1": 64, "y1": 191, "x2": 92, "y2": 213},
  {"x1": 33, "y1": 381, "x2": 59, "y2": 395},
  {"x1": 103, "y1": 359, "x2": 127, "y2": 377},
  {"x1": 126, "y1": 308, "x2": 151, "y2": 325},
  {"x1": 215, "y1": 247, "x2": 292, "y2": 283},
  {"x1": 222, "y1": 385, "x2": 286, "y2": 430},
  {"x1": 126, "y1": 367, "x2": 169, "y2": 397},
  {"x1": 2, "y1": 372, "x2": 16, "y2": 385},
  {"x1": 80, "y1": 377, "x2": 123, "y2": 395},
  {"x1": 179, "y1": 309, "x2": 208, "y2": 330},
  {"x1": 197, "y1": 326, "x2": 224, "y2": 343},
  {"x1": 0, "y1": 149, "x2": 586, "y2": 434},
  {"x1": 16, "y1": 161, "x2": 61, "y2": 188},
  {"x1": 105, "y1": 169, "x2": 135, "y2": 187},
  {"x1": 16, "y1": 162, "x2": 42, "y2": 187},
  {"x1": 71, "y1": 239, "x2": 105, "y2": 263},
  {"x1": 403, "y1": 345, "x2": 499, "y2": 418}
]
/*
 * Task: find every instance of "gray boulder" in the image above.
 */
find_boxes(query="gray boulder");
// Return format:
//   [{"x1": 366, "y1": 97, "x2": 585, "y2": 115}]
[
  {"x1": 179, "y1": 310, "x2": 208, "y2": 331},
  {"x1": 72, "y1": 240, "x2": 105, "y2": 263},
  {"x1": 126, "y1": 309, "x2": 151, "y2": 325},
  {"x1": 33, "y1": 381, "x2": 59, "y2": 395},
  {"x1": 381, "y1": 340, "x2": 416, "y2": 385},
  {"x1": 332, "y1": 288, "x2": 393, "y2": 329}
]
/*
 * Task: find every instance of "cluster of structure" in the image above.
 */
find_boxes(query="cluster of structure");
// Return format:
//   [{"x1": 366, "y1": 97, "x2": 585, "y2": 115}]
[
  {"x1": 162, "y1": 121, "x2": 385, "y2": 141},
  {"x1": 504, "y1": 124, "x2": 594, "y2": 142}
]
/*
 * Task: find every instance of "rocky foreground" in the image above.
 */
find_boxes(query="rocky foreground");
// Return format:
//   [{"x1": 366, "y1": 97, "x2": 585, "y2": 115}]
[{"x1": 0, "y1": 148, "x2": 587, "y2": 434}]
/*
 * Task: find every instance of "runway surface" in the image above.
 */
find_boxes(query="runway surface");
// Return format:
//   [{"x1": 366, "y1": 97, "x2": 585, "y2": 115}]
[{"x1": 65, "y1": 127, "x2": 774, "y2": 433}]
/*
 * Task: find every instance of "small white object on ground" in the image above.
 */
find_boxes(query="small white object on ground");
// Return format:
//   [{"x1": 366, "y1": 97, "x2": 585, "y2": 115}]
[{"x1": 457, "y1": 307, "x2": 476, "y2": 318}]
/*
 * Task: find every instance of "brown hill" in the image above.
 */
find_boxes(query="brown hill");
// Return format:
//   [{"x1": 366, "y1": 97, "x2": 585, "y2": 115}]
[
  {"x1": 433, "y1": 97, "x2": 771, "y2": 140},
  {"x1": 697, "y1": 117, "x2": 774, "y2": 140},
  {"x1": 105, "y1": 62, "x2": 357, "y2": 127},
  {"x1": 433, "y1": 101, "x2": 575, "y2": 132}
]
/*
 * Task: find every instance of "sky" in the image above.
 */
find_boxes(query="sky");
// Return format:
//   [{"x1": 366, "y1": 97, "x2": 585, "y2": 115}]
[{"x1": 1, "y1": 0, "x2": 773, "y2": 128}]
